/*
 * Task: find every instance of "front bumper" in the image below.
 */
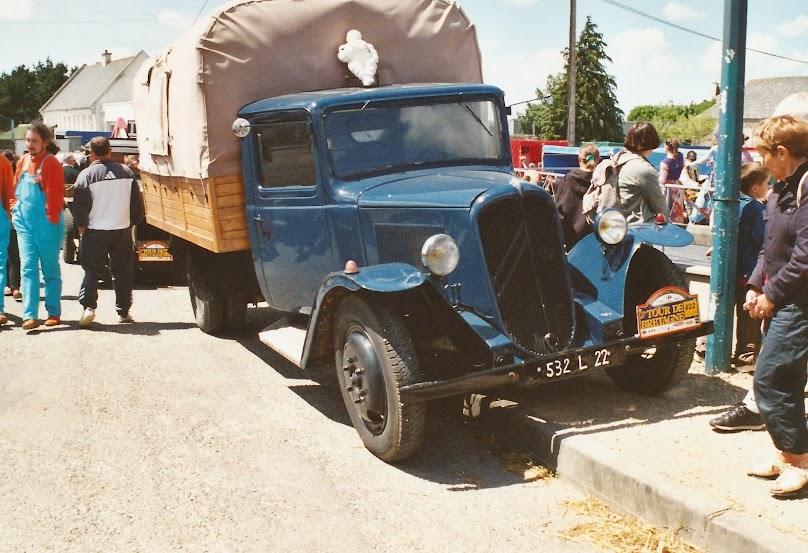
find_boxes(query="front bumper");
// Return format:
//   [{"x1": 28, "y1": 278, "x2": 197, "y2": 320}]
[{"x1": 399, "y1": 321, "x2": 713, "y2": 402}]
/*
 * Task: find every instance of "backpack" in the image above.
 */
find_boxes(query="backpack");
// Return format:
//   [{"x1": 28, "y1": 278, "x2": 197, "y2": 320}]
[{"x1": 582, "y1": 154, "x2": 624, "y2": 224}]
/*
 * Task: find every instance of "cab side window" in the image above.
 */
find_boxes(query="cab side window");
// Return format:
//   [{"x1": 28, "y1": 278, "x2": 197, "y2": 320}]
[{"x1": 257, "y1": 117, "x2": 317, "y2": 188}]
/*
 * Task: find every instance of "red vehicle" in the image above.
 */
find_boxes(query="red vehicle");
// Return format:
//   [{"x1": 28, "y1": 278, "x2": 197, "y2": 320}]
[{"x1": 510, "y1": 138, "x2": 568, "y2": 167}]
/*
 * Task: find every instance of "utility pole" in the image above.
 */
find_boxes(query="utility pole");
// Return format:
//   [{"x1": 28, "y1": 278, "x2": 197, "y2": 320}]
[
  {"x1": 706, "y1": 0, "x2": 748, "y2": 374},
  {"x1": 566, "y1": 0, "x2": 577, "y2": 145}
]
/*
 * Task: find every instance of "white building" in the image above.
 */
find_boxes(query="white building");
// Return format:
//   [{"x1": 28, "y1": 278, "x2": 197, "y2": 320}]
[{"x1": 40, "y1": 50, "x2": 149, "y2": 134}]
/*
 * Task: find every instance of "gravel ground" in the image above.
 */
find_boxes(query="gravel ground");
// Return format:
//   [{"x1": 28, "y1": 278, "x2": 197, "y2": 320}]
[{"x1": 0, "y1": 262, "x2": 604, "y2": 553}]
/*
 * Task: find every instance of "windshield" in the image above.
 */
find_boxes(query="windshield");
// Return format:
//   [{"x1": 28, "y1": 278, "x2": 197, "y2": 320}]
[{"x1": 325, "y1": 97, "x2": 504, "y2": 180}]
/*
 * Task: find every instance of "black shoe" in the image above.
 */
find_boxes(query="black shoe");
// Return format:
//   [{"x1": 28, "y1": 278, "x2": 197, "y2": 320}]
[{"x1": 709, "y1": 403, "x2": 765, "y2": 432}]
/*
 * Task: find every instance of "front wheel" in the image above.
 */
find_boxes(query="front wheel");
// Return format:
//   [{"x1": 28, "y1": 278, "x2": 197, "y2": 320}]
[
  {"x1": 605, "y1": 246, "x2": 696, "y2": 395},
  {"x1": 334, "y1": 295, "x2": 426, "y2": 462}
]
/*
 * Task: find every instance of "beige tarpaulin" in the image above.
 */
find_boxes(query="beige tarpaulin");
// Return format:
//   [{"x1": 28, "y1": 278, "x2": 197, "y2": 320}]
[{"x1": 132, "y1": 0, "x2": 483, "y2": 180}]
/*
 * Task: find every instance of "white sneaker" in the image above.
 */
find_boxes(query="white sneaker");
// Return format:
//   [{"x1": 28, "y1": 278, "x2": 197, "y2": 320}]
[
  {"x1": 118, "y1": 313, "x2": 134, "y2": 324},
  {"x1": 79, "y1": 308, "x2": 96, "y2": 328}
]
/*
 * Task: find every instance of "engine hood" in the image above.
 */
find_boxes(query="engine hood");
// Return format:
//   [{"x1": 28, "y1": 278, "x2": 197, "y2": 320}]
[{"x1": 356, "y1": 170, "x2": 519, "y2": 208}]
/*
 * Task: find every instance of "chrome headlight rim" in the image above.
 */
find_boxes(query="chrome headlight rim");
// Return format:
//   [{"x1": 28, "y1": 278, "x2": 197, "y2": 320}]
[
  {"x1": 594, "y1": 208, "x2": 628, "y2": 245},
  {"x1": 420, "y1": 234, "x2": 460, "y2": 276}
]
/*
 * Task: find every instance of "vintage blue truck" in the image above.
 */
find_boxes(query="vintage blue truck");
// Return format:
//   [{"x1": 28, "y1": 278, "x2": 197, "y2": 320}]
[{"x1": 132, "y1": 0, "x2": 712, "y2": 462}]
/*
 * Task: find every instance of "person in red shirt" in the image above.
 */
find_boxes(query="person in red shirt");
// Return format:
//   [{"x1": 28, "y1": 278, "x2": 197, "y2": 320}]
[
  {"x1": 12, "y1": 121, "x2": 64, "y2": 330},
  {"x1": 0, "y1": 152, "x2": 14, "y2": 325}
]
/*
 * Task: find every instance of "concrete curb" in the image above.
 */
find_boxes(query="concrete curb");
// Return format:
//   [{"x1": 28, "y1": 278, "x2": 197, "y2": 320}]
[{"x1": 471, "y1": 397, "x2": 806, "y2": 553}]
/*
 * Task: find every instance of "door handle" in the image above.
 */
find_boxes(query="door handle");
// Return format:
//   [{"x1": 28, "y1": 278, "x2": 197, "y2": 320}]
[{"x1": 254, "y1": 213, "x2": 263, "y2": 222}]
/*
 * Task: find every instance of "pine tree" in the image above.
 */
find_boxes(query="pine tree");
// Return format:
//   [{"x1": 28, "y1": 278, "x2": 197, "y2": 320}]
[{"x1": 518, "y1": 16, "x2": 624, "y2": 143}]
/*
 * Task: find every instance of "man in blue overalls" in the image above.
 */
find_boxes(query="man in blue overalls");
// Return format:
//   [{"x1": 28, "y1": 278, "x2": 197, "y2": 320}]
[{"x1": 12, "y1": 122, "x2": 65, "y2": 330}]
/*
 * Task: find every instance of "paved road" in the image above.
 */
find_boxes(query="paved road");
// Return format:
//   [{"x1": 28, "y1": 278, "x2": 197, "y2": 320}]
[{"x1": 1, "y1": 261, "x2": 603, "y2": 553}]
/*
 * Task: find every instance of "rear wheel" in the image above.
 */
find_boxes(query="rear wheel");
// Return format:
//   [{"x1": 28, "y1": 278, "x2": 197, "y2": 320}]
[
  {"x1": 224, "y1": 295, "x2": 248, "y2": 331},
  {"x1": 187, "y1": 250, "x2": 225, "y2": 335},
  {"x1": 62, "y1": 207, "x2": 79, "y2": 264},
  {"x1": 334, "y1": 295, "x2": 426, "y2": 462},
  {"x1": 605, "y1": 246, "x2": 695, "y2": 394}
]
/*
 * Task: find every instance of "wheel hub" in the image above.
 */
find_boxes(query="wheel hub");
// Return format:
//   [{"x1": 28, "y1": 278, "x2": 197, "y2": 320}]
[{"x1": 342, "y1": 330, "x2": 386, "y2": 434}]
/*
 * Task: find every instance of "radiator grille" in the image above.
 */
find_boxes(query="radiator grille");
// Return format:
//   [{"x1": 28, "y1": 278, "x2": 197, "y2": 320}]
[{"x1": 477, "y1": 194, "x2": 574, "y2": 354}]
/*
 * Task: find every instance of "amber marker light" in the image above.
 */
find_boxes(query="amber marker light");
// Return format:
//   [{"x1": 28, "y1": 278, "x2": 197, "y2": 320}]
[{"x1": 344, "y1": 260, "x2": 359, "y2": 274}]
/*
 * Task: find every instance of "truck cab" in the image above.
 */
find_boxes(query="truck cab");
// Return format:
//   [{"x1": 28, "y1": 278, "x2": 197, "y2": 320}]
[{"x1": 176, "y1": 83, "x2": 714, "y2": 461}]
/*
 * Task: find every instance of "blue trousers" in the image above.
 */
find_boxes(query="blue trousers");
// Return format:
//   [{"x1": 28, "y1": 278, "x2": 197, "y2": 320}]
[{"x1": 753, "y1": 303, "x2": 808, "y2": 454}]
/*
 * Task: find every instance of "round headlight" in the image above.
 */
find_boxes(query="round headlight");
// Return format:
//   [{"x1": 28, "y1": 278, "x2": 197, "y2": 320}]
[
  {"x1": 595, "y1": 208, "x2": 628, "y2": 245},
  {"x1": 421, "y1": 234, "x2": 460, "y2": 276}
]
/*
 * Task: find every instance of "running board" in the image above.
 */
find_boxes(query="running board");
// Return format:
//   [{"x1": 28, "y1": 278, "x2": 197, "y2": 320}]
[{"x1": 258, "y1": 318, "x2": 307, "y2": 367}]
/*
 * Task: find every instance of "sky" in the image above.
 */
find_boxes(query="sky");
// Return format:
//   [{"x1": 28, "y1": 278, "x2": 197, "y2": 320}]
[{"x1": 1, "y1": 0, "x2": 807, "y2": 118}]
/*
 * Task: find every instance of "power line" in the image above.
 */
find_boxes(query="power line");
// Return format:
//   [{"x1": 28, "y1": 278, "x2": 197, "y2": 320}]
[
  {"x1": 602, "y1": 0, "x2": 808, "y2": 66},
  {"x1": 193, "y1": 0, "x2": 212, "y2": 26},
  {"x1": 0, "y1": 18, "x2": 156, "y2": 24}
]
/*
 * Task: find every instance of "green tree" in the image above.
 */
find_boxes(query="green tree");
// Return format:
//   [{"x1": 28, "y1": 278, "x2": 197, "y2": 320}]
[
  {"x1": 626, "y1": 99, "x2": 716, "y2": 122},
  {"x1": 0, "y1": 58, "x2": 74, "y2": 129},
  {"x1": 518, "y1": 16, "x2": 624, "y2": 143},
  {"x1": 626, "y1": 99, "x2": 717, "y2": 144},
  {"x1": 654, "y1": 114, "x2": 717, "y2": 145}
]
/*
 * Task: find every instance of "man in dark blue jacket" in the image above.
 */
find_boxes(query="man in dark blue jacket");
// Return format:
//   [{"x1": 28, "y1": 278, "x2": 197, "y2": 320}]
[{"x1": 72, "y1": 137, "x2": 144, "y2": 327}]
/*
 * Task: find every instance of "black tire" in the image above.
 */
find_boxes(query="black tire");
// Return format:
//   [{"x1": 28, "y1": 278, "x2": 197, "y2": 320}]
[
  {"x1": 224, "y1": 295, "x2": 248, "y2": 331},
  {"x1": 334, "y1": 295, "x2": 426, "y2": 462},
  {"x1": 605, "y1": 246, "x2": 696, "y2": 395},
  {"x1": 62, "y1": 207, "x2": 79, "y2": 264},
  {"x1": 187, "y1": 251, "x2": 225, "y2": 335}
]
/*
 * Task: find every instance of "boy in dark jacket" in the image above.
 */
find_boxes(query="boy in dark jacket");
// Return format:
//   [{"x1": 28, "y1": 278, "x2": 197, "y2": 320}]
[{"x1": 734, "y1": 162, "x2": 769, "y2": 367}]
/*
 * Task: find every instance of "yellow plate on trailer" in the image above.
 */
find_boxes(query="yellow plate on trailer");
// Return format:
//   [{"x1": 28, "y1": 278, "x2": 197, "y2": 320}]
[{"x1": 137, "y1": 241, "x2": 173, "y2": 262}]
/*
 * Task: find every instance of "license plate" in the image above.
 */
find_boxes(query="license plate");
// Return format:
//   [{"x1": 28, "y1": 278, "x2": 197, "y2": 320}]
[
  {"x1": 137, "y1": 241, "x2": 173, "y2": 262},
  {"x1": 537, "y1": 345, "x2": 624, "y2": 380}
]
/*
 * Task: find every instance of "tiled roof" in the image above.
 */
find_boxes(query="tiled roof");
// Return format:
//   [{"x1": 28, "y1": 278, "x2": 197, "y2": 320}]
[
  {"x1": 41, "y1": 53, "x2": 147, "y2": 111},
  {"x1": 705, "y1": 76, "x2": 808, "y2": 120}
]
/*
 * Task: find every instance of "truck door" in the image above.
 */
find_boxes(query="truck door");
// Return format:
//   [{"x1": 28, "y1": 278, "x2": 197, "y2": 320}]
[{"x1": 246, "y1": 113, "x2": 333, "y2": 313}]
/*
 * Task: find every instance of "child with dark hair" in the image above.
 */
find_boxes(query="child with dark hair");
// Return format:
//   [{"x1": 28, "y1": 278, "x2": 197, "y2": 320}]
[
  {"x1": 660, "y1": 137, "x2": 686, "y2": 222},
  {"x1": 554, "y1": 143, "x2": 600, "y2": 249},
  {"x1": 733, "y1": 162, "x2": 769, "y2": 367}
]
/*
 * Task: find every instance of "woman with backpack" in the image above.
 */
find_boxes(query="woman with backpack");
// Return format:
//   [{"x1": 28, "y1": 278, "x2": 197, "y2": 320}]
[{"x1": 615, "y1": 122, "x2": 668, "y2": 224}]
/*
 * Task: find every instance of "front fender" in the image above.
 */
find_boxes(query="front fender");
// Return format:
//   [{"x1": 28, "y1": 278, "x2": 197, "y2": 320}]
[
  {"x1": 568, "y1": 224, "x2": 692, "y2": 318},
  {"x1": 301, "y1": 262, "x2": 495, "y2": 372},
  {"x1": 301, "y1": 263, "x2": 429, "y2": 369}
]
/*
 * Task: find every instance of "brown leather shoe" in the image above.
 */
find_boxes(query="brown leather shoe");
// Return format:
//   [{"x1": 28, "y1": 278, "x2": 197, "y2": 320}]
[
  {"x1": 12, "y1": 289, "x2": 21, "y2": 301},
  {"x1": 0, "y1": 313, "x2": 7, "y2": 325},
  {"x1": 44, "y1": 316, "x2": 61, "y2": 327},
  {"x1": 21, "y1": 319, "x2": 40, "y2": 330}
]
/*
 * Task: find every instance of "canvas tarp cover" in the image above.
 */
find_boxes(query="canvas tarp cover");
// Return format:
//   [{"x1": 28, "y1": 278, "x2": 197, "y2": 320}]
[{"x1": 132, "y1": 0, "x2": 483, "y2": 179}]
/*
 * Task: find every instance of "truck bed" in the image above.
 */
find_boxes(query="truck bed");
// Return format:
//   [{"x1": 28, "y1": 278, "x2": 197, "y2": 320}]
[{"x1": 141, "y1": 171, "x2": 250, "y2": 253}]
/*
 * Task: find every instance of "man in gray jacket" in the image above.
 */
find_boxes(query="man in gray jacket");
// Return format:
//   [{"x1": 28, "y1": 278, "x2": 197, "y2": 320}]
[{"x1": 73, "y1": 137, "x2": 144, "y2": 327}]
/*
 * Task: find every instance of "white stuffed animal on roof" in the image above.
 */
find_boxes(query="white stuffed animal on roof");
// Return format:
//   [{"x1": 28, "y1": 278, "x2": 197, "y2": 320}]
[{"x1": 337, "y1": 30, "x2": 379, "y2": 87}]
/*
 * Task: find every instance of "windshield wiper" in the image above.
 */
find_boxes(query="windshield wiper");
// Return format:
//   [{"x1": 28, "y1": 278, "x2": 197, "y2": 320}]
[
  {"x1": 462, "y1": 103, "x2": 493, "y2": 137},
  {"x1": 345, "y1": 100, "x2": 371, "y2": 128}
]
